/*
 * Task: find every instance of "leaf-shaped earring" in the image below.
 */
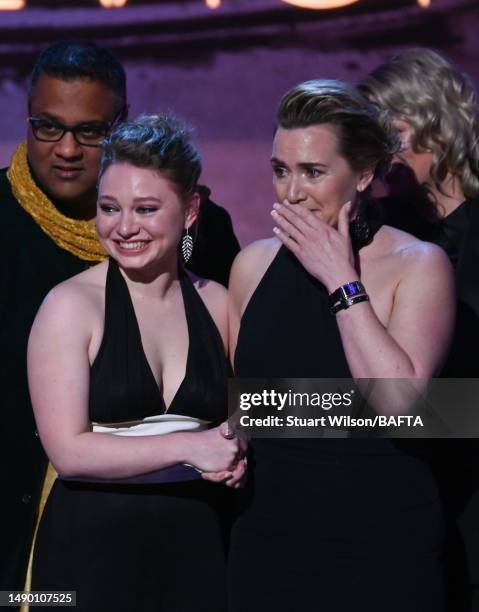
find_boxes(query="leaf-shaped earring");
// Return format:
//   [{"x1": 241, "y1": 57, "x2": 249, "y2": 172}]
[{"x1": 181, "y1": 228, "x2": 194, "y2": 263}]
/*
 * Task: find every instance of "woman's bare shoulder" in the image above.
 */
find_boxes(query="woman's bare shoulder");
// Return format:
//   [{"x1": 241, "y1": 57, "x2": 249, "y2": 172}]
[
  {"x1": 39, "y1": 260, "x2": 108, "y2": 320},
  {"x1": 228, "y1": 237, "x2": 281, "y2": 318},
  {"x1": 230, "y1": 237, "x2": 280, "y2": 285},
  {"x1": 367, "y1": 227, "x2": 452, "y2": 303},
  {"x1": 374, "y1": 225, "x2": 449, "y2": 266},
  {"x1": 234, "y1": 237, "x2": 280, "y2": 266},
  {"x1": 191, "y1": 275, "x2": 227, "y2": 308},
  {"x1": 373, "y1": 225, "x2": 421, "y2": 251}
]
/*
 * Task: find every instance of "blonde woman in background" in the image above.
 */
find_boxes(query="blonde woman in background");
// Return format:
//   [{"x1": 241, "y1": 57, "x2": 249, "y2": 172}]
[{"x1": 360, "y1": 48, "x2": 479, "y2": 612}]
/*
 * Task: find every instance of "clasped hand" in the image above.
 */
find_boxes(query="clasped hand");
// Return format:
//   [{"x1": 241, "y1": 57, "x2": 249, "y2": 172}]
[
  {"x1": 271, "y1": 200, "x2": 358, "y2": 292},
  {"x1": 196, "y1": 421, "x2": 247, "y2": 488}
]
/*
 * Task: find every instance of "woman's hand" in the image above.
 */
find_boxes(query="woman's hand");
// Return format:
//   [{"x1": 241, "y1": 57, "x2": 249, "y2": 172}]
[
  {"x1": 200, "y1": 421, "x2": 248, "y2": 488},
  {"x1": 271, "y1": 200, "x2": 358, "y2": 292},
  {"x1": 201, "y1": 458, "x2": 247, "y2": 488},
  {"x1": 185, "y1": 421, "x2": 242, "y2": 474}
]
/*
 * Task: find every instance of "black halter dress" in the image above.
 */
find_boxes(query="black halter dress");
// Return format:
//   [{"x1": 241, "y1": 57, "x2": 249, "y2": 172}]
[
  {"x1": 32, "y1": 259, "x2": 231, "y2": 612},
  {"x1": 228, "y1": 245, "x2": 444, "y2": 612}
]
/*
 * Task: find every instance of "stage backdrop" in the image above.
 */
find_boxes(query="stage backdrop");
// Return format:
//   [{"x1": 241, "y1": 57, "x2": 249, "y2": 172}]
[{"x1": 0, "y1": 0, "x2": 477, "y2": 245}]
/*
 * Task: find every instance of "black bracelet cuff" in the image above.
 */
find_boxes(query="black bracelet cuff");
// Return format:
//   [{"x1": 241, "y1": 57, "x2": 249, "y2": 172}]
[
  {"x1": 329, "y1": 281, "x2": 369, "y2": 314},
  {"x1": 330, "y1": 293, "x2": 370, "y2": 314}
]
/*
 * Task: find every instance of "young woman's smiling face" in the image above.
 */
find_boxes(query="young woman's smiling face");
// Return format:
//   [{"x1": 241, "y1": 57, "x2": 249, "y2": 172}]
[
  {"x1": 271, "y1": 124, "x2": 372, "y2": 228},
  {"x1": 96, "y1": 162, "x2": 197, "y2": 274}
]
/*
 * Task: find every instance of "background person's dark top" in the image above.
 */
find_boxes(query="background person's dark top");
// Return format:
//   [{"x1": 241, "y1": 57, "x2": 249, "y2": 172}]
[
  {"x1": 380, "y1": 193, "x2": 479, "y2": 377},
  {"x1": 0, "y1": 168, "x2": 86, "y2": 594},
  {"x1": 380, "y1": 191, "x2": 479, "y2": 612},
  {"x1": 187, "y1": 185, "x2": 240, "y2": 287},
  {"x1": 0, "y1": 167, "x2": 240, "y2": 597}
]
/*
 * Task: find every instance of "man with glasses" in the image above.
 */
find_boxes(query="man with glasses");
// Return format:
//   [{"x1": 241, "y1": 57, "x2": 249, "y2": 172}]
[
  {"x1": 0, "y1": 40, "x2": 239, "y2": 596},
  {"x1": 1, "y1": 41, "x2": 125, "y2": 597}
]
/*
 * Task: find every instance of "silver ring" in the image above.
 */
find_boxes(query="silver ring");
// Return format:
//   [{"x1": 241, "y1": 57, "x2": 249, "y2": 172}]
[{"x1": 223, "y1": 423, "x2": 236, "y2": 440}]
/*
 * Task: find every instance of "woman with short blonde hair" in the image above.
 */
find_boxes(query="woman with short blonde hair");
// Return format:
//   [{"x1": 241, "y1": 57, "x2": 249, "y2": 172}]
[{"x1": 228, "y1": 79, "x2": 454, "y2": 612}]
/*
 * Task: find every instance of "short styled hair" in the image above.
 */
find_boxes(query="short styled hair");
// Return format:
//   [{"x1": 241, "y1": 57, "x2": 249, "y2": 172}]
[
  {"x1": 276, "y1": 79, "x2": 397, "y2": 179},
  {"x1": 99, "y1": 114, "x2": 202, "y2": 199},
  {"x1": 29, "y1": 41, "x2": 127, "y2": 118},
  {"x1": 358, "y1": 48, "x2": 479, "y2": 199}
]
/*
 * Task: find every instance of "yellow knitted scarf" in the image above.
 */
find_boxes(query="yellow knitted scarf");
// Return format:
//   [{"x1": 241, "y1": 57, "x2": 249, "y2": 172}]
[{"x1": 6, "y1": 141, "x2": 107, "y2": 262}]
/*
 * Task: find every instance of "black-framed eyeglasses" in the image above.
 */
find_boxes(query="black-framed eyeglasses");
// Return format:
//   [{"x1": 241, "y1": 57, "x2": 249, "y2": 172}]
[{"x1": 28, "y1": 110, "x2": 124, "y2": 147}]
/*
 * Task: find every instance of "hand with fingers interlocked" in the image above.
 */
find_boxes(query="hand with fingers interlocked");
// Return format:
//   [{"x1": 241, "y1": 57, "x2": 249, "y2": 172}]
[{"x1": 271, "y1": 199, "x2": 360, "y2": 293}]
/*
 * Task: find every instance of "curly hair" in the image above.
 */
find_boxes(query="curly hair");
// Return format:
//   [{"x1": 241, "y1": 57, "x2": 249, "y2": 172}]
[
  {"x1": 358, "y1": 48, "x2": 479, "y2": 199},
  {"x1": 100, "y1": 113, "x2": 201, "y2": 199},
  {"x1": 276, "y1": 79, "x2": 399, "y2": 180}
]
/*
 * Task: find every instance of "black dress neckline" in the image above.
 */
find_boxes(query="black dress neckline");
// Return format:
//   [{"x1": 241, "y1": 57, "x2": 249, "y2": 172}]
[
  {"x1": 89, "y1": 257, "x2": 229, "y2": 424},
  {"x1": 109, "y1": 260, "x2": 192, "y2": 414}
]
